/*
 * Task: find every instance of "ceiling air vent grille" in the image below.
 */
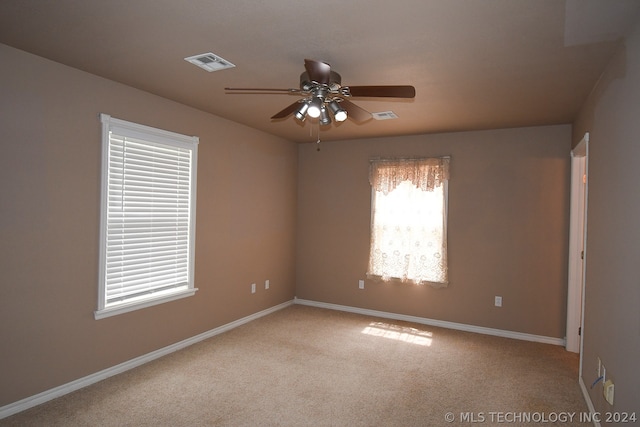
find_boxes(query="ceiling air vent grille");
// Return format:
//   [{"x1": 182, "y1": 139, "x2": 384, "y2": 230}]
[
  {"x1": 372, "y1": 111, "x2": 399, "y2": 120},
  {"x1": 184, "y1": 53, "x2": 235, "y2": 72}
]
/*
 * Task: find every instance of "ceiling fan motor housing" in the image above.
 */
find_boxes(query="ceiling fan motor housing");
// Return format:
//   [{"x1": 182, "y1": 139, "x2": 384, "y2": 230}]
[{"x1": 300, "y1": 71, "x2": 342, "y2": 92}]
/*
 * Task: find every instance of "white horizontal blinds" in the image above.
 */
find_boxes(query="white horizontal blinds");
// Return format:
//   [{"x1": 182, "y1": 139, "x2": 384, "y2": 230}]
[{"x1": 105, "y1": 132, "x2": 193, "y2": 305}]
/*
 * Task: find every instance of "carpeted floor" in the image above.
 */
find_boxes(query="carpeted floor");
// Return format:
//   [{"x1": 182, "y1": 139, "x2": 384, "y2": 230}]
[{"x1": 1, "y1": 305, "x2": 589, "y2": 426}]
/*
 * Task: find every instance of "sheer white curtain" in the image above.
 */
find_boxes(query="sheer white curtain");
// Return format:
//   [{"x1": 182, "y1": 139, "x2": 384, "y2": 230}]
[{"x1": 367, "y1": 158, "x2": 449, "y2": 285}]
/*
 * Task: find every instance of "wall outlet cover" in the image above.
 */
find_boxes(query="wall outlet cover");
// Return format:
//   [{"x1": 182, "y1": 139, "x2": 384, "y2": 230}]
[{"x1": 603, "y1": 380, "x2": 614, "y2": 405}]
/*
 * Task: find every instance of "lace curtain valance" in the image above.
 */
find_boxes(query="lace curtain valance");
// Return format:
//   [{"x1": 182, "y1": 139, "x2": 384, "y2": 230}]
[{"x1": 369, "y1": 157, "x2": 450, "y2": 195}]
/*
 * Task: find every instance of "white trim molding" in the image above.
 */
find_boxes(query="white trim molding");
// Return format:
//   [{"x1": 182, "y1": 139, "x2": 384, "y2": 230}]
[
  {"x1": 579, "y1": 376, "x2": 601, "y2": 427},
  {"x1": 0, "y1": 300, "x2": 293, "y2": 420},
  {"x1": 294, "y1": 298, "x2": 566, "y2": 346}
]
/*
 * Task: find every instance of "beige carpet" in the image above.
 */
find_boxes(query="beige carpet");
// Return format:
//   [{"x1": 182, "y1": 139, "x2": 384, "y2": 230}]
[{"x1": 1, "y1": 305, "x2": 589, "y2": 426}]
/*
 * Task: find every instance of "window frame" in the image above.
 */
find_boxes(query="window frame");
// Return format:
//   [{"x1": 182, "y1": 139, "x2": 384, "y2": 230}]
[
  {"x1": 367, "y1": 157, "x2": 449, "y2": 286},
  {"x1": 95, "y1": 114, "x2": 199, "y2": 319}
]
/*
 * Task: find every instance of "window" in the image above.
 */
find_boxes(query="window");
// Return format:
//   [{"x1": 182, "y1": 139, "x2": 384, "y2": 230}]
[
  {"x1": 96, "y1": 114, "x2": 199, "y2": 319},
  {"x1": 367, "y1": 157, "x2": 449, "y2": 286}
]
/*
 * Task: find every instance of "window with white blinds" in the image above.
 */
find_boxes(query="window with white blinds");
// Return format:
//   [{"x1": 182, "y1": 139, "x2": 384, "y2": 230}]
[{"x1": 96, "y1": 114, "x2": 198, "y2": 319}]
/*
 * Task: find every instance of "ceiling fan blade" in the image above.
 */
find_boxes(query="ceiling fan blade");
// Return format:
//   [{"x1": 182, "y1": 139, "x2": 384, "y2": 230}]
[
  {"x1": 304, "y1": 59, "x2": 331, "y2": 85},
  {"x1": 225, "y1": 87, "x2": 300, "y2": 94},
  {"x1": 339, "y1": 99, "x2": 372, "y2": 123},
  {"x1": 271, "y1": 101, "x2": 302, "y2": 119},
  {"x1": 346, "y1": 85, "x2": 416, "y2": 98}
]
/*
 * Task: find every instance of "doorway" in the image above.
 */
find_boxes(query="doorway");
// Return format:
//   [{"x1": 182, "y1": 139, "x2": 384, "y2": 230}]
[{"x1": 566, "y1": 133, "x2": 589, "y2": 355}]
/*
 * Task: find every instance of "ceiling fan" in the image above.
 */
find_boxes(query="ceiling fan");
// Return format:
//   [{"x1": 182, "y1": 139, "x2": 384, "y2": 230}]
[{"x1": 225, "y1": 59, "x2": 416, "y2": 125}]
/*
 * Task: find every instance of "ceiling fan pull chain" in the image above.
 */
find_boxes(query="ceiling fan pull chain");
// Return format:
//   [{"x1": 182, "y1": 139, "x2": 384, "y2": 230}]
[{"x1": 316, "y1": 124, "x2": 321, "y2": 151}]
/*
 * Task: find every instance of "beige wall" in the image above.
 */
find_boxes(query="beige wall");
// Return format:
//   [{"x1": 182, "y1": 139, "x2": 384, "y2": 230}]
[
  {"x1": 573, "y1": 18, "x2": 640, "y2": 414},
  {"x1": 296, "y1": 125, "x2": 571, "y2": 338},
  {"x1": 0, "y1": 44, "x2": 298, "y2": 406}
]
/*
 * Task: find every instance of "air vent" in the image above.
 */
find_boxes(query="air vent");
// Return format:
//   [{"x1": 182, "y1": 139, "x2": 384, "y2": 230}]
[
  {"x1": 372, "y1": 111, "x2": 399, "y2": 120},
  {"x1": 184, "y1": 53, "x2": 235, "y2": 72}
]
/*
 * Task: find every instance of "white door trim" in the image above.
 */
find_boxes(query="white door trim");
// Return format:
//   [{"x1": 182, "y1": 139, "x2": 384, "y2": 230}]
[{"x1": 566, "y1": 133, "x2": 589, "y2": 359}]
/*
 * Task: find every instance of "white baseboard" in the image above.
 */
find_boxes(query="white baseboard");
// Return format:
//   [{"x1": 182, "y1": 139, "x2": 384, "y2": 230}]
[
  {"x1": 294, "y1": 298, "x2": 566, "y2": 346},
  {"x1": 579, "y1": 376, "x2": 601, "y2": 427},
  {"x1": 0, "y1": 300, "x2": 293, "y2": 420}
]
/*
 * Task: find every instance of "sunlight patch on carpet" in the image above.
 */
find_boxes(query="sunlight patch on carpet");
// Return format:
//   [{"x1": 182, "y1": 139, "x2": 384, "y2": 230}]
[{"x1": 361, "y1": 321, "x2": 433, "y2": 346}]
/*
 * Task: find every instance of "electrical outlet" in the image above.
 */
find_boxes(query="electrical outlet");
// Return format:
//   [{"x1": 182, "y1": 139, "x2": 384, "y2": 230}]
[
  {"x1": 251, "y1": 283, "x2": 256, "y2": 294},
  {"x1": 358, "y1": 280, "x2": 365, "y2": 289},
  {"x1": 603, "y1": 380, "x2": 614, "y2": 405},
  {"x1": 494, "y1": 296, "x2": 502, "y2": 307},
  {"x1": 265, "y1": 279, "x2": 270, "y2": 290}
]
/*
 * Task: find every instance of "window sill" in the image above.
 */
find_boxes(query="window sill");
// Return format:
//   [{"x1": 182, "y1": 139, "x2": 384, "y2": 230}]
[
  {"x1": 366, "y1": 273, "x2": 448, "y2": 287},
  {"x1": 94, "y1": 288, "x2": 198, "y2": 320}
]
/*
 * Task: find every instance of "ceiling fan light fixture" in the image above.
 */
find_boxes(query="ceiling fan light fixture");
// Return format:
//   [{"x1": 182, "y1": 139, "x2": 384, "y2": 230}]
[
  {"x1": 294, "y1": 102, "x2": 309, "y2": 121},
  {"x1": 307, "y1": 97, "x2": 323, "y2": 118},
  {"x1": 328, "y1": 100, "x2": 347, "y2": 122},
  {"x1": 319, "y1": 107, "x2": 331, "y2": 125}
]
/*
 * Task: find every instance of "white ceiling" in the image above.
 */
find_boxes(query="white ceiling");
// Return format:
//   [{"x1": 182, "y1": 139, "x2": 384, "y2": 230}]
[{"x1": 1, "y1": 0, "x2": 639, "y2": 143}]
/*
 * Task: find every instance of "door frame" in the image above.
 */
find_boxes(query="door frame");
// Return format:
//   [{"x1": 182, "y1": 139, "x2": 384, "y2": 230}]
[{"x1": 566, "y1": 132, "x2": 589, "y2": 358}]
